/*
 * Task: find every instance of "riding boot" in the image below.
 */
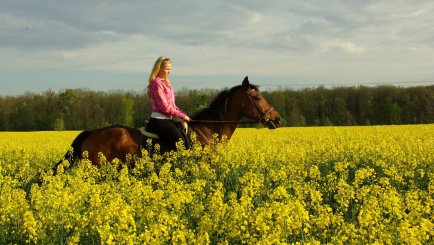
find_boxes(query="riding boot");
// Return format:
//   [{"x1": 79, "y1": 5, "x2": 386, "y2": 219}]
[{"x1": 181, "y1": 130, "x2": 191, "y2": 149}]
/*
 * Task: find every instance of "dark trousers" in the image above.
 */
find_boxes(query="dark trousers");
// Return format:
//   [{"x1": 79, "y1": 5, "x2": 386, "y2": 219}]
[{"x1": 147, "y1": 118, "x2": 190, "y2": 151}]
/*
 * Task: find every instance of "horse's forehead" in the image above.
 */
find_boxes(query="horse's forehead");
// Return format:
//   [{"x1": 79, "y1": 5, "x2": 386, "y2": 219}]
[
  {"x1": 230, "y1": 84, "x2": 260, "y2": 97},
  {"x1": 247, "y1": 86, "x2": 260, "y2": 94},
  {"x1": 238, "y1": 84, "x2": 258, "y2": 91}
]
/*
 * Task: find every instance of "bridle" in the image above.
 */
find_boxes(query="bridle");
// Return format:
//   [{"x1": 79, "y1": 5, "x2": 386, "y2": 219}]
[
  {"x1": 246, "y1": 88, "x2": 277, "y2": 126},
  {"x1": 190, "y1": 87, "x2": 278, "y2": 126}
]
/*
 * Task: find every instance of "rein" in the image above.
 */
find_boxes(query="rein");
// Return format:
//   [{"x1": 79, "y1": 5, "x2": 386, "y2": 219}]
[{"x1": 190, "y1": 119, "x2": 259, "y2": 124}]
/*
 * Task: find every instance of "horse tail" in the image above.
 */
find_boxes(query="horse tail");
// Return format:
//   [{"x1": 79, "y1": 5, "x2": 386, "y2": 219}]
[{"x1": 53, "y1": 130, "x2": 92, "y2": 175}]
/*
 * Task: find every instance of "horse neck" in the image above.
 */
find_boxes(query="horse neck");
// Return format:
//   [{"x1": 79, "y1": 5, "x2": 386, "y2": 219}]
[{"x1": 190, "y1": 105, "x2": 241, "y2": 146}]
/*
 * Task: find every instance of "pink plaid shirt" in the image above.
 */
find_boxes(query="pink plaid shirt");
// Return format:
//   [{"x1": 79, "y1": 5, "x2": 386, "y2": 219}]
[{"x1": 148, "y1": 77, "x2": 187, "y2": 119}]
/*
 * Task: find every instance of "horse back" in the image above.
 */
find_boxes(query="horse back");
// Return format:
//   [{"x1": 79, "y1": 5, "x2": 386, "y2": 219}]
[{"x1": 81, "y1": 125, "x2": 141, "y2": 165}]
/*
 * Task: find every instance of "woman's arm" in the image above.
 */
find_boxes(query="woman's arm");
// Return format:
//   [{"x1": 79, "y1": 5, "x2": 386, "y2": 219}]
[{"x1": 149, "y1": 81, "x2": 187, "y2": 119}]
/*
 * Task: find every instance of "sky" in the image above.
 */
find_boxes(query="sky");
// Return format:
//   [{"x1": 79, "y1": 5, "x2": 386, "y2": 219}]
[{"x1": 1, "y1": 0, "x2": 434, "y2": 95}]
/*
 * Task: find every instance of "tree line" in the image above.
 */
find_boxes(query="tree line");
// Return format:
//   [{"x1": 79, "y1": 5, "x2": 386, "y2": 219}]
[{"x1": 1, "y1": 85, "x2": 433, "y2": 131}]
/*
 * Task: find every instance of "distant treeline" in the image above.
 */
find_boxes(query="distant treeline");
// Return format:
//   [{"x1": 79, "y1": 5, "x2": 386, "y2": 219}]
[{"x1": 1, "y1": 85, "x2": 434, "y2": 131}]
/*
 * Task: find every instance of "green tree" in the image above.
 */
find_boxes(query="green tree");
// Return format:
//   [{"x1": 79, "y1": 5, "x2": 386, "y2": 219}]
[
  {"x1": 52, "y1": 117, "x2": 65, "y2": 131},
  {"x1": 119, "y1": 97, "x2": 135, "y2": 126}
]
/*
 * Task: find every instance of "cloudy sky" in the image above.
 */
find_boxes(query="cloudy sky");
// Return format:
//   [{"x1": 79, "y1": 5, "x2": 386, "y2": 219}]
[{"x1": 1, "y1": 0, "x2": 434, "y2": 95}]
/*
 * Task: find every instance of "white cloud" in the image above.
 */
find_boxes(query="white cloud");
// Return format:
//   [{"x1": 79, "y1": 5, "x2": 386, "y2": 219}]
[
  {"x1": 319, "y1": 40, "x2": 367, "y2": 54},
  {"x1": 1, "y1": 0, "x2": 434, "y2": 92}
]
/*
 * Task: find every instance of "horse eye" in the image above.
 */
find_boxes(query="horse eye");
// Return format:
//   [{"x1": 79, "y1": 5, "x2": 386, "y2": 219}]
[{"x1": 254, "y1": 95, "x2": 262, "y2": 100}]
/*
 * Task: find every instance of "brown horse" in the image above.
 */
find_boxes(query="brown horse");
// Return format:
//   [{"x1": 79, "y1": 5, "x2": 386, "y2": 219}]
[{"x1": 53, "y1": 77, "x2": 280, "y2": 172}]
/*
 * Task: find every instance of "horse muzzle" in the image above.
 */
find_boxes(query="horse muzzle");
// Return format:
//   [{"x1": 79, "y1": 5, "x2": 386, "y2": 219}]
[{"x1": 262, "y1": 112, "x2": 281, "y2": 129}]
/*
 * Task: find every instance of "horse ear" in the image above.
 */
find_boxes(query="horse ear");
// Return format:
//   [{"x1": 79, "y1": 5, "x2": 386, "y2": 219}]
[{"x1": 242, "y1": 76, "x2": 249, "y2": 87}]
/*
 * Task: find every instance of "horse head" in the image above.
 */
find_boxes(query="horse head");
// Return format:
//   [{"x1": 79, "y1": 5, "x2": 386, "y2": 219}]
[{"x1": 233, "y1": 76, "x2": 281, "y2": 129}]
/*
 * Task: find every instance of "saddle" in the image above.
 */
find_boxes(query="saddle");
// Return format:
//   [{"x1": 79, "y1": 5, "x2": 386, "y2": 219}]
[
  {"x1": 138, "y1": 121, "x2": 159, "y2": 139},
  {"x1": 138, "y1": 121, "x2": 191, "y2": 153}
]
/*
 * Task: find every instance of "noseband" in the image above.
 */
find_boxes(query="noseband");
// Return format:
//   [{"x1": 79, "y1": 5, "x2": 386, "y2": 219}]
[{"x1": 246, "y1": 89, "x2": 276, "y2": 125}]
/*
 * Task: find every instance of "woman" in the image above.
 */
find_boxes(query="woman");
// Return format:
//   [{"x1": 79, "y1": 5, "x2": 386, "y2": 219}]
[{"x1": 146, "y1": 56, "x2": 191, "y2": 151}]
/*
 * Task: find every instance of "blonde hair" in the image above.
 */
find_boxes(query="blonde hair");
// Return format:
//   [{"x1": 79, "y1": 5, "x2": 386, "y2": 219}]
[{"x1": 148, "y1": 56, "x2": 172, "y2": 84}]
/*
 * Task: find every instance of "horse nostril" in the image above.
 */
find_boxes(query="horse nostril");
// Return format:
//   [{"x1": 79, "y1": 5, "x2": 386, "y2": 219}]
[{"x1": 275, "y1": 117, "x2": 281, "y2": 126}]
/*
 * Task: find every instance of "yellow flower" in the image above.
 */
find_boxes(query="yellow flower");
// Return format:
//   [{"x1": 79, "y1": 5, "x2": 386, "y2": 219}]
[{"x1": 1, "y1": 125, "x2": 434, "y2": 243}]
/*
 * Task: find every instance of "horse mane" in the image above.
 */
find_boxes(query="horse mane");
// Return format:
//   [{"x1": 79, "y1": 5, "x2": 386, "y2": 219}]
[{"x1": 192, "y1": 83, "x2": 259, "y2": 121}]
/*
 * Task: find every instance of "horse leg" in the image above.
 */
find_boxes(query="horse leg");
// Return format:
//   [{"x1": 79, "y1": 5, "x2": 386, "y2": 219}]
[{"x1": 53, "y1": 130, "x2": 92, "y2": 175}]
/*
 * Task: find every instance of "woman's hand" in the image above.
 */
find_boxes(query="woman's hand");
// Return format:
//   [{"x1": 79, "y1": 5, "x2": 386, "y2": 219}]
[{"x1": 181, "y1": 116, "x2": 190, "y2": 134}]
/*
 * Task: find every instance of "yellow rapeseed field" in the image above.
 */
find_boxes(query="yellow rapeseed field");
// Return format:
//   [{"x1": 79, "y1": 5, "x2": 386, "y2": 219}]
[{"x1": 1, "y1": 125, "x2": 433, "y2": 244}]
